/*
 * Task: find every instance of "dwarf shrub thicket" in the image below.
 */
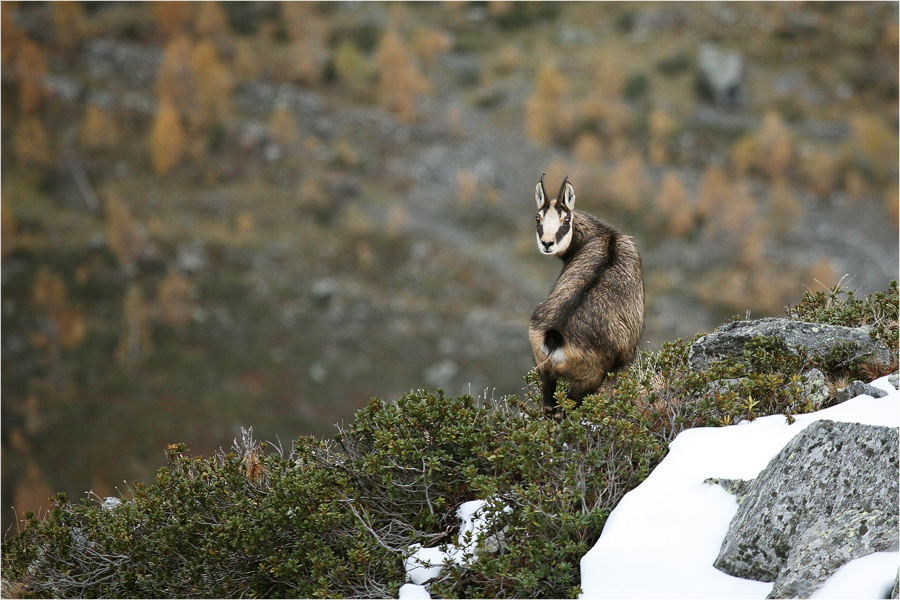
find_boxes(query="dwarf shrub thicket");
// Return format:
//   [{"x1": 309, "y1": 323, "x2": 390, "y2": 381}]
[
  {"x1": 0, "y1": 395, "x2": 646, "y2": 598},
  {"x1": 2, "y1": 391, "x2": 662, "y2": 598},
  {"x1": 3, "y1": 283, "x2": 897, "y2": 598}
]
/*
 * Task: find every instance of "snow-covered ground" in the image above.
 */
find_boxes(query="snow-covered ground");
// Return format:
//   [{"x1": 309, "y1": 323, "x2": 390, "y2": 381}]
[
  {"x1": 580, "y1": 374, "x2": 899, "y2": 599},
  {"x1": 401, "y1": 499, "x2": 508, "y2": 599},
  {"x1": 399, "y1": 376, "x2": 899, "y2": 600}
]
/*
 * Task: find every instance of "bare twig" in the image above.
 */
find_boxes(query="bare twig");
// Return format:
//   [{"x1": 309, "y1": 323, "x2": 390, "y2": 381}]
[{"x1": 63, "y1": 147, "x2": 101, "y2": 215}]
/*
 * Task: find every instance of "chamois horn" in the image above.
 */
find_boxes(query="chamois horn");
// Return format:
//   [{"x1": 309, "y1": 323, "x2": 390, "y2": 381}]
[{"x1": 556, "y1": 175, "x2": 569, "y2": 201}]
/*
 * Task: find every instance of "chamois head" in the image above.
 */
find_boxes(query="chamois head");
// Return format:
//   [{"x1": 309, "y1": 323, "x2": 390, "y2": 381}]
[{"x1": 535, "y1": 174, "x2": 576, "y2": 256}]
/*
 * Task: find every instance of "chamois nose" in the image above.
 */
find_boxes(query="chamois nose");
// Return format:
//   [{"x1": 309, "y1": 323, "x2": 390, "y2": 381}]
[{"x1": 541, "y1": 240, "x2": 554, "y2": 251}]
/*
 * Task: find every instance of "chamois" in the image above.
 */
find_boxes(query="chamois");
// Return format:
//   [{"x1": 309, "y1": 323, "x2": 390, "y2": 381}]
[{"x1": 529, "y1": 175, "x2": 644, "y2": 418}]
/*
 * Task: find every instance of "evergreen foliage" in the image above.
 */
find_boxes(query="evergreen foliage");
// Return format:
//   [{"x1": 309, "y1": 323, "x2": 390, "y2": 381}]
[{"x1": 787, "y1": 279, "x2": 898, "y2": 366}]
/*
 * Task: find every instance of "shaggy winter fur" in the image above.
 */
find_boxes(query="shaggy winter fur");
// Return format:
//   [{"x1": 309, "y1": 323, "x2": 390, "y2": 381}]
[{"x1": 529, "y1": 175, "x2": 645, "y2": 417}]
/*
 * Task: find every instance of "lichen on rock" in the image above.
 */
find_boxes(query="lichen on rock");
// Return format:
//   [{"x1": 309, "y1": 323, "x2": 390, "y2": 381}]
[{"x1": 711, "y1": 419, "x2": 899, "y2": 598}]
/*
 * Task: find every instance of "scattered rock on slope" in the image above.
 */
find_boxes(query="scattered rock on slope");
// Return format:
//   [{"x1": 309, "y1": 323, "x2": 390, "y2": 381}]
[
  {"x1": 712, "y1": 419, "x2": 899, "y2": 599},
  {"x1": 697, "y1": 43, "x2": 744, "y2": 105},
  {"x1": 688, "y1": 317, "x2": 893, "y2": 372},
  {"x1": 831, "y1": 379, "x2": 889, "y2": 404}
]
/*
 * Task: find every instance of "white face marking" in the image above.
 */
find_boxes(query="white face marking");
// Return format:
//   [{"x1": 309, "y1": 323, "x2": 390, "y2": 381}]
[
  {"x1": 534, "y1": 179, "x2": 576, "y2": 257},
  {"x1": 536, "y1": 205, "x2": 573, "y2": 256}
]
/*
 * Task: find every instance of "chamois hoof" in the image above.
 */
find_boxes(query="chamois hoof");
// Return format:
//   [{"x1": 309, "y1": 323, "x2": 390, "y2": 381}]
[{"x1": 543, "y1": 405, "x2": 566, "y2": 422}]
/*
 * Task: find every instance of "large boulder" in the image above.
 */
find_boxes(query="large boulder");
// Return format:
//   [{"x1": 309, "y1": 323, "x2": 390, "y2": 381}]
[
  {"x1": 712, "y1": 420, "x2": 899, "y2": 599},
  {"x1": 688, "y1": 317, "x2": 893, "y2": 372}
]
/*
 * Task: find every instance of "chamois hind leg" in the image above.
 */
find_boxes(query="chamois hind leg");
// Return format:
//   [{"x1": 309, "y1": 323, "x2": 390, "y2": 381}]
[
  {"x1": 568, "y1": 373, "x2": 607, "y2": 409},
  {"x1": 540, "y1": 372, "x2": 559, "y2": 419}
]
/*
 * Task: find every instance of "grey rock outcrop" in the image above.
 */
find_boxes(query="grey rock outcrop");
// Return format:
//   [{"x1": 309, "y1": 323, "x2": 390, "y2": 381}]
[
  {"x1": 712, "y1": 420, "x2": 899, "y2": 599},
  {"x1": 688, "y1": 317, "x2": 893, "y2": 372},
  {"x1": 697, "y1": 43, "x2": 744, "y2": 105}
]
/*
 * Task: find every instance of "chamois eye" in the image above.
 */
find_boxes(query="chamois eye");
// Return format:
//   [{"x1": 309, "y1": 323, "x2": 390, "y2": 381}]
[
  {"x1": 564, "y1": 215, "x2": 571, "y2": 225},
  {"x1": 536, "y1": 214, "x2": 542, "y2": 224}
]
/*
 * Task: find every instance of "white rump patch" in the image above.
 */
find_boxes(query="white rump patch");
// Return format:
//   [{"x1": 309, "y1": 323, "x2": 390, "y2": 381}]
[{"x1": 541, "y1": 345, "x2": 567, "y2": 365}]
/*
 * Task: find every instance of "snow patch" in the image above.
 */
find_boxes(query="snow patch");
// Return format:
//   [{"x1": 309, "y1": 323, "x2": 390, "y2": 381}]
[
  {"x1": 399, "y1": 582, "x2": 433, "y2": 600},
  {"x1": 401, "y1": 499, "x2": 510, "y2": 599},
  {"x1": 809, "y1": 552, "x2": 899, "y2": 599},
  {"x1": 580, "y1": 375, "x2": 899, "y2": 599}
]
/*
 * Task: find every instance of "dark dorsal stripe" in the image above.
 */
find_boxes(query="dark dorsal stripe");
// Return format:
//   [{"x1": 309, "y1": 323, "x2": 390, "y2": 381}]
[
  {"x1": 556, "y1": 229, "x2": 619, "y2": 330},
  {"x1": 605, "y1": 227, "x2": 618, "y2": 268}
]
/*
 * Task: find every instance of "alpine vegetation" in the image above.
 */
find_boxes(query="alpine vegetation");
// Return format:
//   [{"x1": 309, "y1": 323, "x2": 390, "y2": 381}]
[
  {"x1": 529, "y1": 175, "x2": 645, "y2": 418},
  {"x1": 1, "y1": 281, "x2": 896, "y2": 599}
]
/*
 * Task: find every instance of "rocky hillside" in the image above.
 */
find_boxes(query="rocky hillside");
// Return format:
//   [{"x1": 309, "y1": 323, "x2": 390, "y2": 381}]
[
  {"x1": 2, "y1": 283, "x2": 896, "y2": 598},
  {"x1": 2, "y1": 2, "x2": 898, "y2": 533}
]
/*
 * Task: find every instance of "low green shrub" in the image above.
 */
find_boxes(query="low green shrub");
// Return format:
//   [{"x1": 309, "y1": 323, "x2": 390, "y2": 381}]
[
  {"x1": 430, "y1": 392, "x2": 664, "y2": 598},
  {"x1": 2, "y1": 432, "x2": 397, "y2": 599},
  {"x1": 2, "y1": 392, "x2": 662, "y2": 599},
  {"x1": 787, "y1": 279, "x2": 898, "y2": 358}
]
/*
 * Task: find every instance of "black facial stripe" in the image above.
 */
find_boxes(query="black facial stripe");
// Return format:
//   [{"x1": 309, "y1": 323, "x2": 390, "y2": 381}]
[{"x1": 556, "y1": 211, "x2": 572, "y2": 243}]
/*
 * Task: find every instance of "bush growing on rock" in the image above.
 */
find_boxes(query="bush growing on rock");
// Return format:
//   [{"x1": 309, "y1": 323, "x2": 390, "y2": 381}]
[{"x1": 786, "y1": 279, "x2": 898, "y2": 371}]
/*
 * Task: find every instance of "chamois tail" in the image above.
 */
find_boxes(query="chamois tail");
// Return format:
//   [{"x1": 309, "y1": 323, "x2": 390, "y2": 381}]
[{"x1": 543, "y1": 329, "x2": 564, "y2": 354}]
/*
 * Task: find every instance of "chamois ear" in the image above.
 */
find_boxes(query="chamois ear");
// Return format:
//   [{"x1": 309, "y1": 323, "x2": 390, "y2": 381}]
[
  {"x1": 535, "y1": 179, "x2": 546, "y2": 209},
  {"x1": 561, "y1": 181, "x2": 576, "y2": 211}
]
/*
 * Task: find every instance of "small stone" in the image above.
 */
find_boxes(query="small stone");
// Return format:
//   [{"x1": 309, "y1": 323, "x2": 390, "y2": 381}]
[
  {"x1": 802, "y1": 368, "x2": 829, "y2": 409},
  {"x1": 177, "y1": 241, "x2": 208, "y2": 274},
  {"x1": 311, "y1": 278, "x2": 340, "y2": 304},
  {"x1": 697, "y1": 43, "x2": 744, "y2": 105},
  {"x1": 100, "y1": 497, "x2": 122, "y2": 512},
  {"x1": 832, "y1": 380, "x2": 889, "y2": 406},
  {"x1": 309, "y1": 363, "x2": 327, "y2": 383}
]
